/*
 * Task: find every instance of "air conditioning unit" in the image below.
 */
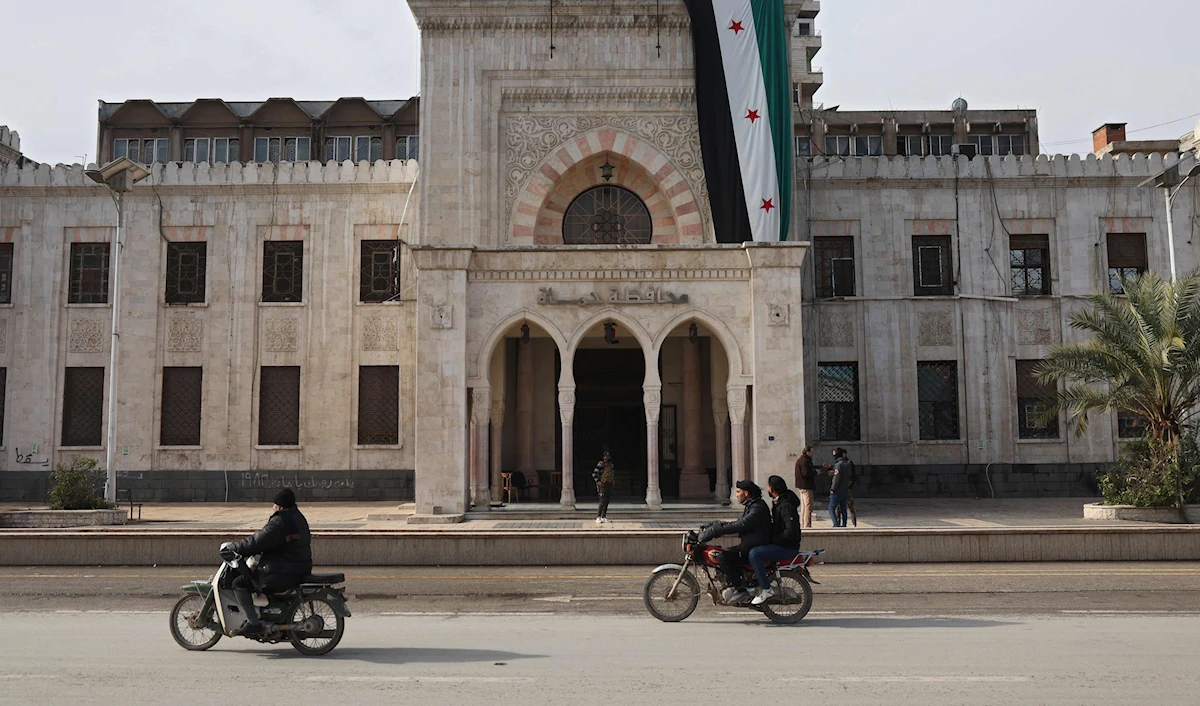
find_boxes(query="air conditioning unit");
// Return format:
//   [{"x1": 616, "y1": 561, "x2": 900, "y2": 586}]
[{"x1": 951, "y1": 143, "x2": 977, "y2": 158}]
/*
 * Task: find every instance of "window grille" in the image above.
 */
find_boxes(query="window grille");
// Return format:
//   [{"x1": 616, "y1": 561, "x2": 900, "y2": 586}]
[
  {"x1": 1107, "y1": 233, "x2": 1147, "y2": 294},
  {"x1": 396, "y1": 135, "x2": 420, "y2": 161},
  {"x1": 814, "y1": 237, "x2": 855, "y2": 298},
  {"x1": 818, "y1": 363, "x2": 860, "y2": 441},
  {"x1": 912, "y1": 236, "x2": 952, "y2": 296},
  {"x1": 325, "y1": 136, "x2": 353, "y2": 163},
  {"x1": 160, "y1": 367, "x2": 202, "y2": 446},
  {"x1": 359, "y1": 241, "x2": 400, "y2": 302},
  {"x1": 562, "y1": 186, "x2": 653, "y2": 244},
  {"x1": 284, "y1": 137, "x2": 311, "y2": 162},
  {"x1": 1117, "y1": 412, "x2": 1147, "y2": 439},
  {"x1": 1016, "y1": 360, "x2": 1058, "y2": 439},
  {"x1": 259, "y1": 367, "x2": 300, "y2": 446},
  {"x1": 262, "y1": 241, "x2": 304, "y2": 303},
  {"x1": 917, "y1": 361, "x2": 959, "y2": 440},
  {"x1": 68, "y1": 243, "x2": 110, "y2": 304},
  {"x1": 0, "y1": 243, "x2": 12, "y2": 304},
  {"x1": 1010, "y1": 235, "x2": 1051, "y2": 296},
  {"x1": 184, "y1": 138, "x2": 210, "y2": 163},
  {"x1": 354, "y1": 136, "x2": 382, "y2": 162},
  {"x1": 165, "y1": 242, "x2": 207, "y2": 304},
  {"x1": 62, "y1": 367, "x2": 104, "y2": 446},
  {"x1": 213, "y1": 137, "x2": 239, "y2": 163},
  {"x1": 358, "y1": 366, "x2": 399, "y2": 445}
]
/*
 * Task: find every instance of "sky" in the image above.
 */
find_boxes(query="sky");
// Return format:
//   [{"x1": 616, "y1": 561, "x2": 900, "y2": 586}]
[{"x1": 2, "y1": 0, "x2": 1198, "y2": 165}]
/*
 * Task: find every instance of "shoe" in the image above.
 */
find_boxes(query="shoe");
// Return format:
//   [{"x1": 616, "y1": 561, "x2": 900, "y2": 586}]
[
  {"x1": 595, "y1": 517, "x2": 603, "y2": 524},
  {"x1": 722, "y1": 587, "x2": 752, "y2": 605},
  {"x1": 600, "y1": 517, "x2": 611, "y2": 524},
  {"x1": 751, "y1": 588, "x2": 775, "y2": 606}
]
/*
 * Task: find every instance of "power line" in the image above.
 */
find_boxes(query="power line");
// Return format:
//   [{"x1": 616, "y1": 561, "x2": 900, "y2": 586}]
[{"x1": 1043, "y1": 111, "x2": 1200, "y2": 147}]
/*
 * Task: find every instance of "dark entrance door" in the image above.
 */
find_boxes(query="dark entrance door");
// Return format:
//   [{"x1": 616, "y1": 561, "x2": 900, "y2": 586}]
[{"x1": 573, "y1": 349, "x2": 646, "y2": 498}]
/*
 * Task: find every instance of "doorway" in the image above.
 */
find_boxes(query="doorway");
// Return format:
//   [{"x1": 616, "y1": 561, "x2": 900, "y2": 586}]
[{"x1": 572, "y1": 349, "x2": 647, "y2": 498}]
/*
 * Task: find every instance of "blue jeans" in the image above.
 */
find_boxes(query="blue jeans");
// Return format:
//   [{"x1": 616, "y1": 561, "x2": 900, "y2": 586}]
[
  {"x1": 829, "y1": 492, "x2": 848, "y2": 527},
  {"x1": 748, "y1": 544, "x2": 799, "y2": 590}
]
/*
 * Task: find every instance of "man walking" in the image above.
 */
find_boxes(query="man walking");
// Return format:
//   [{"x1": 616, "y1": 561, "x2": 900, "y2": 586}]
[
  {"x1": 823, "y1": 448, "x2": 852, "y2": 528},
  {"x1": 592, "y1": 451, "x2": 616, "y2": 524},
  {"x1": 793, "y1": 446, "x2": 816, "y2": 528}
]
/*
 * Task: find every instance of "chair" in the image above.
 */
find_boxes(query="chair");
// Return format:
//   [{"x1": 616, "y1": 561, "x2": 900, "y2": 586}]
[
  {"x1": 513, "y1": 471, "x2": 540, "y2": 501},
  {"x1": 501, "y1": 472, "x2": 519, "y2": 503}
]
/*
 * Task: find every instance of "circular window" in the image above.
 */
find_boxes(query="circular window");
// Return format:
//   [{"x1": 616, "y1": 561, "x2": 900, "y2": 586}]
[{"x1": 562, "y1": 185, "x2": 653, "y2": 245}]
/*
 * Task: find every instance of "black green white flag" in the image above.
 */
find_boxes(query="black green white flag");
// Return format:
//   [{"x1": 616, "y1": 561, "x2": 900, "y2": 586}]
[{"x1": 685, "y1": 0, "x2": 792, "y2": 242}]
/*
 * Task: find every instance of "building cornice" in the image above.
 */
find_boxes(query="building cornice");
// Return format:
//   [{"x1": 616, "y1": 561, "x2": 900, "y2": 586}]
[{"x1": 501, "y1": 86, "x2": 695, "y2": 107}]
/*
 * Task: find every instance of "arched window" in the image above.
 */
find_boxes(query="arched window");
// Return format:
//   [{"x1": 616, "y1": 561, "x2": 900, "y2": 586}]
[{"x1": 562, "y1": 186, "x2": 653, "y2": 244}]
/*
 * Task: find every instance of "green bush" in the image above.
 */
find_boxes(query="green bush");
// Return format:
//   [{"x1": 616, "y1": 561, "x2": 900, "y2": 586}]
[
  {"x1": 1099, "y1": 434, "x2": 1200, "y2": 508},
  {"x1": 47, "y1": 458, "x2": 112, "y2": 510}
]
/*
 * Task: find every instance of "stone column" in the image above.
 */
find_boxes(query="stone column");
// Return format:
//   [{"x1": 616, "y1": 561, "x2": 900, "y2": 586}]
[
  {"x1": 713, "y1": 402, "x2": 730, "y2": 503},
  {"x1": 558, "y1": 386, "x2": 577, "y2": 508},
  {"x1": 488, "y1": 346, "x2": 506, "y2": 506},
  {"x1": 728, "y1": 386, "x2": 748, "y2": 507},
  {"x1": 677, "y1": 336, "x2": 709, "y2": 500},
  {"x1": 516, "y1": 339, "x2": 535, "y2": 476},
  {"x1": 644, "y1": 386, "x2": 663, "y2": 510},
  {"x1": 469, "y1": 388, "x2": 491, "y2": 509}
]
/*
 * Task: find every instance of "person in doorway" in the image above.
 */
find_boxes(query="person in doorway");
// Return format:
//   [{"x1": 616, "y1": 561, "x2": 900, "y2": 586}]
[
  {"x1": 822, "y1": 448, "x2": 853, "y2": 528},
  {"x1": 793, "y1": 446, "x2": 816, "y2": 528},
  {"x1": 748, "y1": 475, "x2": 802, "y2": 605},
  {"x1": 592, "y1": 452, "x2": 616, "y2": 524},
  {"x1": 697, "y1": 480, "x2": 772, "y2": 604}
]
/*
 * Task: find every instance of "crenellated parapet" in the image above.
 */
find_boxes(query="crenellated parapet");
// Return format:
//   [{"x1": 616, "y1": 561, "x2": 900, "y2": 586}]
[
  {"x1": 0, "y1": 159, "x2": 419, "y2": 188},
  {"x1": 0, "y1": 126, "x2": 18, "y2": 152},
  {"x1": 801, "y1": 152, "x2": 1186, "y2": 181}
]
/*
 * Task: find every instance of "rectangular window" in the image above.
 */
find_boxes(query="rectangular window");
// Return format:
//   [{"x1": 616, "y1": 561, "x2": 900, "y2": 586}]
[
  {"x1": 62, "y1": 367, "x2": 105, "y2": 447},
  {"x1": 359, "y1": 241, "x2": 400, "y2": 302},
  {"x1": 0, "y1": 243, "x2": 12, "y2": 304},
  {"x1": 254, "y1": 137, "x2": 282, "y2": 163},
  {"x1": 818, "y1": 363, "x2": 860, "y2": 441},
  {"x1": 853, "y1": 135, "x2": 883, "y2": 156},
  {"x1": 396, "y1": 135, "x2": 420, "y2": 161},
  {"x1": 113, "y1": 138, "x2": 133, "y2": 160},
  {"x1": 797, "y1": 21, "x2": 811, "y2": 35},
  {"x1": 325, "y1": 136, "x2": 353, "y2": 163},
  {"x1": 795, "y1": 136, "x2": 812, "y2": 157},
  {"x1": 213, "y1": 137, "x2": 239, "y2": 164},
  {"x1": 165, "y1": 242, "x2": 207, "y2": 304},
  {"x1": 262, "y1": 241, "x2": 304, "y2": 303},
  {"x1": 917, "y1": 361, "x2": 959, "y2": 440},
  {"x1": 160, "y1": 367, "x2": 202, "y2": 446},
  {"x1": 114, "y1": 138, "x2": 166, "y2": 163},
  {"x1": 928, "y1": 134, "x2": 954, "y2": 156},
  {"x1": 258, "y1": 366, "x2": 300, "y2": 446},
  {"x1": 997, "y1": 134, "x2": 1027, "y2": 156},
  {"x1": 912, "y1": 235, "x2": 952, "y2": 296},
  {"x1": 68, "y1": 242, "x2": 110, "y2": 304},
  {"x1": 897, "y1": 135, "x2": 925, "y2": 157},
  {"x1": 184, "y1": 137, "x2": 209, "y2": 163},
  {"x1": 969, "y1": 135, "x2": 995, "y2": 156},
  {"x1": 358, "y1": 366, "x2": 400, "y2": 445},
  {"x1": 825, "y1": 135, "x2": 851, "y2": 157},
  {"x1": 1117, "y1": 412, "x2": 1147, "y2": 439},
  {"x1": 355, "y1": 136, "x2": 383, "y2": 162},
  {"x1": 814, "y1": 236, "x2": 855, "y2": 298},
  {"x1": 1107, "y1": 233, "x2": 1147, "y2": 294},
  {"x1": 284, "y1": 137, "x2": 311, "y2": 162},
  {"x1": 1010, "y1": 234, "x2": 1051, "y2": 296},
  {"x1": 1016, "y1": 360, "x2": 1058, "y2": 439}
]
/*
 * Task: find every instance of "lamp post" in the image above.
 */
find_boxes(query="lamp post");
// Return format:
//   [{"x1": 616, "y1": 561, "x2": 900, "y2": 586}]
[
  {"x1": 84, "y1": 157, "x2": 150, "y2": 503},
  {"x1": 1139, "y1": 155, "x2": 1200, "y2": 282}
]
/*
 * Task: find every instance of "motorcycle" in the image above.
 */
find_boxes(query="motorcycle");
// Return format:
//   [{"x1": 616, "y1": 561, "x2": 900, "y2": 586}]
[
  {"x1": 643, "y1": 530, "x2": 824, "y2": 624},
  {"x1": 168, "y1": 545, "x2": 351, "y2": 656}
]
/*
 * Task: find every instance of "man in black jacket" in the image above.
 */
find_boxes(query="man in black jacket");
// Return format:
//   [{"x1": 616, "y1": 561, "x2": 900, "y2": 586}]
[
  {"x1": 697, "y1": 479, "x2": 771, "y2": 604},
  {"x1": 223, "y1": 488, "x2": 312, "y2": 636},
  {"x1": 748, "y1": 475, "x2": 802, "y2": 605}
]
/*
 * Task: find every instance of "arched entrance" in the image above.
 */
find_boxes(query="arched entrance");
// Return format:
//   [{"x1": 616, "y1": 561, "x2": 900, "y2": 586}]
[{"x1": 570, "y1": 331, "x2": 648, "y2": 499}]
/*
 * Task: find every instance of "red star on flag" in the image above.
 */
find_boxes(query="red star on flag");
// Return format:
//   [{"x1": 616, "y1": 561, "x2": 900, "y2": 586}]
[
  {"x1": 760, "y1": 198, "x2": 775, "y2": 213},
  {"x1": 729, "y1": 20, "x2": 744, "y2": 34},
  {"x1": 745, "y1": 109, "x2": 761, "y2": 123}
]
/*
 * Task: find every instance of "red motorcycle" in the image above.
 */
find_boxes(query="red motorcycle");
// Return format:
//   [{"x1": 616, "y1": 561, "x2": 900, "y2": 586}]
[{"x1": 643, "y1": 530, "x2": 823, "y2": 624}]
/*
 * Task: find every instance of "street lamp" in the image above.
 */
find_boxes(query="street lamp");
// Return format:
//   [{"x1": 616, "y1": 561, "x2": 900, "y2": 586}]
[
  {"x1": 84, "y1": 157, "x2": 150, "y2": 503},
  {"x1": 1139, "y1": 154, "x2": 1200, "y2": 282}
]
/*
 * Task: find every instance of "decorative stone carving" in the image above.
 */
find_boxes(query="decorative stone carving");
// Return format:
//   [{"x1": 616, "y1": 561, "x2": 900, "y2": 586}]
[
  {"x1": 643, "y1": 388, "x2": 662, "y2": 425},
  {"x1": 167, "y1": 317, "x2": 202, "y2": 352},
  {"x1": 767, "y1": 304, "x2": 790, "y2": 327},
  {"x1": 726, "y1": 387, "x2": 748, "y2": 425},
  {"x1": 503, "y1": 86, "x2": 695, "y2": 107},
  {"x1": 917, "y1": 311, "x2": 954, "y2": 347},
  {"x1": 471, "y1": 388, "x2": 491, "y2": 425},
  {"x1": 819, "y1": 312, "x2": 855, "y2": 348},
  {"x1": 430, "y1": 305, "x2": 454, "y2": 330},
  {"x1": 68, "y1": 319, "x2": 103, "y2": 353},
  {"x1": 470, "y1": 269, "x2": 749, "y2": 282},
  {"x1": 362, "y1": 317, "x2": 399, "y2": 352},
  {"x1": 558, "y1": 389, "x2": 577, "y2": 408},
  {"x1": 504, "y1": 114, "x2": 708, "y2": 236},
  {"x1": 1017, "y1": 309, "x2": 1054, "y2": 345},
  {"x1": 538, "y1": 286, "x2": 688, "y2": 306},
  {"x1": 263, "y1": 319, "x2": 299, "y2": 352}
]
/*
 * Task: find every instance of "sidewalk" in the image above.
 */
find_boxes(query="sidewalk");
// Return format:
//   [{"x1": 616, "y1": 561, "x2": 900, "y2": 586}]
[{"x1": 0, "y1": 497, "x2": 1134, "y2": 532}]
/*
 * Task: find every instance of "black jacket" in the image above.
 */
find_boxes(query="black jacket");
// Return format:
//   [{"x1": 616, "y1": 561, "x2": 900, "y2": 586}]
[
  {"x1": 712, "y1": 496, "x2": 772, "y2": 550},
  {"x1": 769, "y1": 490, "x2": 802, "y2": 549},
  {"x1": 230, "y1": 507, "x2": 313, "y2": 579},
  {"x1": 830, "y1": 457, "x2": 853, "y2": 494}
]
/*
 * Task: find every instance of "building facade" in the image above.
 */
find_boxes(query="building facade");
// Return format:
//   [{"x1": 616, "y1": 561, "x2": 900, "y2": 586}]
[{"x1": 0, "y1": 0, "x2": 1196, "y2": 506}]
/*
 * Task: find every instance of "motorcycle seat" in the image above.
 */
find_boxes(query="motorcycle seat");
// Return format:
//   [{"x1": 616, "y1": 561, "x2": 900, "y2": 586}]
[{"x1": 299, "y1": 573, "x2": 345, "y2": 585}]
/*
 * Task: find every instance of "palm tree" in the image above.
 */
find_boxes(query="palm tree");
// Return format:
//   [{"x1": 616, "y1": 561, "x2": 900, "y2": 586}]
[{"x1": 1036, "y1": 271, "x2": 1200, "y2": 509}]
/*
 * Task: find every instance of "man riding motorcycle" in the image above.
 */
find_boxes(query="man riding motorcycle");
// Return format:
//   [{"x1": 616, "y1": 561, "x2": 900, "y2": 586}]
[
  {"x1": 221, "y1": 488, "x2": 312, "y2": 637},
  {"x1": 697, "y1": 479, "x2": 771, "y2": 604},
  {"x1": 748, "y1": 475, "x2": 802, "y2": 605}
]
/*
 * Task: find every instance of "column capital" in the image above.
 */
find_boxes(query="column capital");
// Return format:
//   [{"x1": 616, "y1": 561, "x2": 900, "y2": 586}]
[
  {"x1": 643, "y1": 385, "x2": 662, "y2": 425},
  {"x1": 489, "y1": 398, "x2": 505, "y2": 425},
  {"x1": 727, "y1": 385, "x2": 747, "y2": 425},
  {"x1": 712, "y1": 397, "x2": 729, "y2": 425},
  {"x1": 471, "y1": 387, "x2": 491, "y2": 425},
  {"x1": 559, "y1": 385, "x2": 576, "y2": 425}
]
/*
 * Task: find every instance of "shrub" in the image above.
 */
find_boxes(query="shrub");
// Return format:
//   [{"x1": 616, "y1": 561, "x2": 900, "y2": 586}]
[
  {"x1": 47, "y1": 458, "x2": 112, "y2": 510},
  {"x1": 1099, "y1": 434, "x2": 1200, "y2": 508}
]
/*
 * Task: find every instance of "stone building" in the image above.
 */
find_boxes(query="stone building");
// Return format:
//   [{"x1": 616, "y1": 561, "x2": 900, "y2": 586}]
[
  {"x1": 0, "y1": 127, "x2": 34, "y2": 168},
  {"x1": 0, "y1": 0, "x2": 1195, "y2": 508}
]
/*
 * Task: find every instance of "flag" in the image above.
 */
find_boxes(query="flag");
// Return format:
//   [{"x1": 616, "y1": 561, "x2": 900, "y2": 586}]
[{"x1": 684, "y1": 0, "x2": 792, "y2": 242}]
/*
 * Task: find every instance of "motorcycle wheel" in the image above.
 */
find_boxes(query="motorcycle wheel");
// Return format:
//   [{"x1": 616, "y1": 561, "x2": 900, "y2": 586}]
[
  {"x1": 643, "y1": 568, "x2": 701, "y2": 622},
  {"x1": 762, "y1": 570, "x2": 813, "y2": 625},
  {"x1": 169, "y1": 594, "x2": 223, "y2": 651},
  {"x1": 287, "y1": 597, "x2": 345, "y2": 656}
]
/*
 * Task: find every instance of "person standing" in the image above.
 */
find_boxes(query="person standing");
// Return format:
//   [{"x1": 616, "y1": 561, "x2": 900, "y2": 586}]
[
  {"x1": 823, "y1": 448, "x2": 852, "y2": 528},
  {"x1": 592, "y1": 452, "x2": 616, "y2": 524},
  {"x1": 793, "y1": 446, "x2": 816, "y2": 528}
]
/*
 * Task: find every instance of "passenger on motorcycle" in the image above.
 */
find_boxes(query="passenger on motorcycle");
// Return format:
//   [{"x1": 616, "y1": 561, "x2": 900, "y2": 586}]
[
  {"x1": 221, "y1": 488, "x2": 313, "y2": 637},
  {"x1": 748, "y1": 475, "x2": 802, "y2": 605},
  {"x1": 697, "y1": 479, "x2": 771, "y2": 604}
]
